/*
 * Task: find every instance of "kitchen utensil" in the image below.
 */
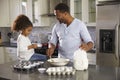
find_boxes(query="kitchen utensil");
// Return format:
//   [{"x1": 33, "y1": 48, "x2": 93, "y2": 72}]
[
  {"x1": 47, "y1": 58, "x2": 70, "y2": 66},
  {"x1": 49, "y1": 56, "x2": 54, "y2": 62}
]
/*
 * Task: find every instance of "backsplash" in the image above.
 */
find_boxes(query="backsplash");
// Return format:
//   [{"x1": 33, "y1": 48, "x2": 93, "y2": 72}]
[
  {"x1": 0, "y1": 26, "x2": 96, "y2": 44},
  {"x1": 29, "y1": 27, "x2": 52, "y2": 43},
  {"x1": 88, "y1": 27, "x2": 96, "y2": 49},
  {"x1": 0, "y1": 27, "x2": 53, "y2": 43},
  {"x1": 0, "y1": 27, "x2": 11, "y2": 42}
]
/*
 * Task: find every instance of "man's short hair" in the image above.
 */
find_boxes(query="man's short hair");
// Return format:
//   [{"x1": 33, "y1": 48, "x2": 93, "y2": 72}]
[{"x1": 54, "y1": 3, "x2": 70, "y2": 13}]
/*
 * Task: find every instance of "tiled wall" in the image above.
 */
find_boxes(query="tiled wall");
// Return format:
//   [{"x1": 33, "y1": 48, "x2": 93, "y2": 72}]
[
  {"x1": 0, "y1": 27, "x2": 53, "y2": 43},
  {"x1": 88, "y1": 27, "x2": 96, "y2": 49},
  {"x1": 0, "y1": 26, "x2": 96, "y2": 44},
  {"x1": 30, "y1": 26, "x2": 96, "y2": 44},
  {"x1": 0, "y1": 27, "x2": 11, "y2": 42},
  {"x1": 29, "y1": 27, "x2": 52, "y2": 43}
]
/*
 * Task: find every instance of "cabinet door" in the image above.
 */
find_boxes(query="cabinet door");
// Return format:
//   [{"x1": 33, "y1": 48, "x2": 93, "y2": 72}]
[
  {"x1": 0, "y1": 0, "x2": 10, "y2": 27},
  {"x1": 0, "y1": 0, "x2": 21, "y2": 27},
  {"x1": 70, "y1": 0, "x2": 96, "y2": 27},
  {"x1": 73, "y1": 0, "x2": 82, "y2": 20},
  {"x1": 9, "y1": 0, "x2": 21, "y2": 26},
  {"x1": 0, "y1": 47, "x2": 5, "y2": 64},
  {"x1": 33, "y1": 0, "x2": 50, "y2": 26},
  {"x1": 5, "y1": 47, "x2": 17, "y2": 62},
  {"x1": 87, "y1": 53, "x2": 96, "y2": 65},
  {"x1": 89, "y1": 0, "x2": 96, "y2": 23}
]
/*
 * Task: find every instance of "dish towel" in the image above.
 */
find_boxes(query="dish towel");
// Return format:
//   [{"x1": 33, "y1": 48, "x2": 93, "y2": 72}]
[{"x1": 73, "y1": 48, "x2": 88, "y2": 70}]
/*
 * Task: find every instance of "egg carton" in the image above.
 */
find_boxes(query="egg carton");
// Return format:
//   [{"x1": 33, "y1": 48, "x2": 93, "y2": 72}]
[
  {"x1": 13, "y1": 61, "x2": 44, "y2": 71},
  {"x1": 46, "y1": 66, "x2": 76, "y2": 76}
]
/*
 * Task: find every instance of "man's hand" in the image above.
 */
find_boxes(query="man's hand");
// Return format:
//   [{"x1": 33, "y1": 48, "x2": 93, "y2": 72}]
[
  {"x1": 46, "y1": 48, "x2": 55, "y2": 57},
  {"x1": 80, "y1": 42, "x2": 93, "y2": 51},
  {"x1": 46, "y1": 43, "x2": 56, "y2": 57}
]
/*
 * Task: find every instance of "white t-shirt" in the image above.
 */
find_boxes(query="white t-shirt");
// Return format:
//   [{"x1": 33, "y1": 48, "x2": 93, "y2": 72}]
[
  {"x1": 17, "y1": 34, "x2": 34, "y2": 61},
  {"x1": 50, "y1": 18, "x2": 93, "y2": 61}
]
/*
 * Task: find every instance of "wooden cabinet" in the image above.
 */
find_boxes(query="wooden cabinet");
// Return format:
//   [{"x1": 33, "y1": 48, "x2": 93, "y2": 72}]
[
  {"x1": 20, "y1": 0, "x2": 49, "y2": 26},
  {"x1": 20, "y1": 0, "x2": 69, "y2": 26},
  {"x1": 0, "y1": 47, "x2": 17, "y2": 64},
  {"x1": 0, "y1": 0, "x2": 20, "y2": 27},
  {"x1": 87, "y1": 53, "x2": 96, "y2": 65},
  {"x1": 4, "y1": 47, "x2": 17, "y2": 62},
  {"x1": 9, "y1": 0, "x2": 21, "y2": 26},
  {"x1": 0, "y1": 47, "x2": 5, "y2": 64},
  {"x1": 32, "y1": 0, "x2": 50, "y2": 26},
  {"x1": 70, "y1": 0, "x2": 96, "y2": 27},
  {"x1": 0, "y1": 0, "x2": 96, "y2": 27},
  {"x1": 0, "y1": 0, "x2": 10, "y2": 27}
]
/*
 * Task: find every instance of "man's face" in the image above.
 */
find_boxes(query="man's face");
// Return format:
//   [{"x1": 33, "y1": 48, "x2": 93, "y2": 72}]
[{"x1": 54, "y1": 10, "x2": 66, "y2": 23}]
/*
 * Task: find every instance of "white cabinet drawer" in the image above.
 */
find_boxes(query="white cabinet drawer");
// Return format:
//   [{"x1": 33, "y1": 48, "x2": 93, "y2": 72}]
[
  {"x1": 5, "y1": 47, "x2": 17, "y2": 53},
  {"x1": 5, "y1": 47, "x2": 17, "y2": 61},
  {"x1": 87, "y1": 53, "x2": 96, "y2": 65}
]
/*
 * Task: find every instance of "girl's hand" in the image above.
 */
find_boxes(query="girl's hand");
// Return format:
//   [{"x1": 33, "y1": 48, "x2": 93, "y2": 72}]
[
  {"x1": 28, "y1": 44, "x2": 37, "y2": 49},
  {"x1": 32, "y1": 44, "x2": 38, "y2": 49}
]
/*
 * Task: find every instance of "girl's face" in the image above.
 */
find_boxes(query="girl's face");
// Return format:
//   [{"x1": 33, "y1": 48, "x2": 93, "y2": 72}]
[{"x1": 22, "y1": 26, "x2": 32, "y2": 36}]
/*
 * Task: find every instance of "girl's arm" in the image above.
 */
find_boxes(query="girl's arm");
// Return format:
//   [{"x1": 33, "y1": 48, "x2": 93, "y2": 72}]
[{"x1": 28, "y1": 44, "x2": 37, "y2": 50}]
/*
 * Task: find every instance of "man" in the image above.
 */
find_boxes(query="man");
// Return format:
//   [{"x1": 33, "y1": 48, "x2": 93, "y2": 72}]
[{"x1": 47, "y1": 3, "x2": 93, "y2": 61}]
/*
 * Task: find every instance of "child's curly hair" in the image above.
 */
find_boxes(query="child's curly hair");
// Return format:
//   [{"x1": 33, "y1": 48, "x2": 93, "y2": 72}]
[{"x1": 12, "y1": 14, "x2": 33, "y2": 32}]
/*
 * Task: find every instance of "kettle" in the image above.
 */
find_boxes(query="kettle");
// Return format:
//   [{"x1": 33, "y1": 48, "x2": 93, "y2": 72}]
[{"x1": 7, "y1": 32, "x2": 18, "y2": 43}]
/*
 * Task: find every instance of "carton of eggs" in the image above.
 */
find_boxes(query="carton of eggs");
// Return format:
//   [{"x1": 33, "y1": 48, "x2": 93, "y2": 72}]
[
  {"x1": 46, "y1": 66, "x2": 76, "y2": 76},
  {"x1": 13, "y1": 61, "x2": 44, "y2": 70}
]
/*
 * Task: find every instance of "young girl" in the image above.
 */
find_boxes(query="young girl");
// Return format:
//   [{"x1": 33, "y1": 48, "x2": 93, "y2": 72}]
[{"x1": 12, "y1": 14, "x2": 47, "y2": 61}]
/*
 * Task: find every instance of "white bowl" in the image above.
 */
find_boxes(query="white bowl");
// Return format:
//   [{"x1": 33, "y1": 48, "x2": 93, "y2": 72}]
[
  {"x1": 38, "y1": 68, "x2": 46, "y2": 73},
  {"x1": 47, "y1": 58, "x2": 70, "y2": 66}
]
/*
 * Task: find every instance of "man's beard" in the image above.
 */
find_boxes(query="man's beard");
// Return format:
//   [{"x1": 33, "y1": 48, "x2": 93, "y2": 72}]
[
  {"x1": 59, "y1": 21, "x2": 63, "y2": 24},
  {"x1": 59, "y1": 20, "x2": 65, "y2": 24}
]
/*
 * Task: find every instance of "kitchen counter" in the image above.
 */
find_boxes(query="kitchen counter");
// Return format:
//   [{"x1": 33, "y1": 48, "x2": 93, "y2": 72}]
[
  {"x1": 0, "y1": 42, "x2": 95, "y2": 55},
  {"x1": 0, "y1": 42, "x2": 58, "y2": 56},
  {"x1": 0, "y1": 42, "x2": 17, "y2": 47},
  {"x1": 0, "y1": 61, "x2": 119, "y2": 80}
]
